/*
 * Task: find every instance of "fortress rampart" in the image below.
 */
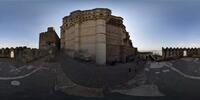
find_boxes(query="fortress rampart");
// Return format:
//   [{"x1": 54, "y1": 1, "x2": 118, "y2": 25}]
[
  {"x1": 162, "y1": 47, "x2": 200, "y2": 60},
  {"x1": 60, "y1": 8, "x2": 137, "y2": 64},
  {"x1": 0, "y1": 46, "x2": 48, "y2": 63}
]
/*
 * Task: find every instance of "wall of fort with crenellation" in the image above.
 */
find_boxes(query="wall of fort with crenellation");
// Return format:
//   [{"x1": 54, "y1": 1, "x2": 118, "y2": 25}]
[
  {"x1": 162, "y1": 47, "x2": 200, "y2": 60},
  {"x1": 0, "y1": 46, "x2": 48, "y2": 63}
]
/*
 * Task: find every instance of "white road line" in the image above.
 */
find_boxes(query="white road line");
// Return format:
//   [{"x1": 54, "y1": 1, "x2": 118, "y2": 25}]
[
  {"x1": 153, "y1": 62, "x2": 200, "y2": 80},
  {"x1": 166, "y1": 65, "x2": 200, "y2": 80},
  {"x1": 0, "y1": 67, "x2": 47, "y2": 80}
]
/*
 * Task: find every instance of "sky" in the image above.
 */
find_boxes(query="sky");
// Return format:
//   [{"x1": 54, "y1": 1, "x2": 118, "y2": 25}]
[{"x1": 0, "y1": 0, "x2": 200, "y2": 51}]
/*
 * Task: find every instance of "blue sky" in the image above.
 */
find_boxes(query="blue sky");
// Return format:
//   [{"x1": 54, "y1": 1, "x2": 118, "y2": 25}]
[{"x1": 0, "y1": 0, "x2": 200, "y2": 51}]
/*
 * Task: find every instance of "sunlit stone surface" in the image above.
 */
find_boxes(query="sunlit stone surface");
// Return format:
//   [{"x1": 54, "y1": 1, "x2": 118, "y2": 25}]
[{"x1": 60, "y1": 8, "x2": 137, "y2": 64}]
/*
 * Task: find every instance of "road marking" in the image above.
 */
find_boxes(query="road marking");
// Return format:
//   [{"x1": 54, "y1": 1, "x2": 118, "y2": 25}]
[
  {"x1": 0, "y1": 67, "x2": 47, "y2": 80},
  {"x1": 152, "y1": 62, "x2": 200, "y2": 80},
  {"x1": 162, "y1": 69, "x2": 170, "y2": 73},
  {"x1": 11, "y1": 80, "x2": 20, "y2": 86},
  {"x1": 155, "y1": 72, "x2": 160, "y2": 74},
  {"x1": 144, "y1": 68, "x2": 150, "y2": 71},
  {"x1": 166, "y1": 64, "x2": 200, "y2": 80}
]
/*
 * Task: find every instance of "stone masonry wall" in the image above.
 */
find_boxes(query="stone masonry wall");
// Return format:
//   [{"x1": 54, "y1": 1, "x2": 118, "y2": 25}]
[
  {"x1": 61, "y1": 8, "x2": 137, "y2": 64},
  {"x1": 106, "y1": 16, "x2": 136, "y2": 63},
  {"x1": 0, "y1": 46, "x2": 48, "y2": 63},
  {"x1": 39, "y1": 27, "x2": 60, "y2": 50},
  {"x1": 162, "y1": 47, "x2": 200, "y2": 60}
]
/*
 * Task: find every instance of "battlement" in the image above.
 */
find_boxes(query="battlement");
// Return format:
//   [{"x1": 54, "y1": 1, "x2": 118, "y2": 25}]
[
  {"x1": 47, "y1": 27, "x2": 54, "y2": 32},
  {"x1": 68, "y1": 8, "x2": 111, "y2": 17},
  {"x1": 0, "y1": 46, "x2": 48, "y2": 63},
  {"x1": 162, "y1": 47, "x2": 200, "y2": 60},
  {"x1": 61, "y1": 8, "x2": 122, "y2": 29}
]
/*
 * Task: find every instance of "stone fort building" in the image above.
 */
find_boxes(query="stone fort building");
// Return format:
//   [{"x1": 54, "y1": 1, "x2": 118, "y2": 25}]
[
  {"x1": 60, "y1": 8, "x2": 137, "y2": 64},
  {"x1": 39, "y1": 27, "x2": 60, "y2": 50}
]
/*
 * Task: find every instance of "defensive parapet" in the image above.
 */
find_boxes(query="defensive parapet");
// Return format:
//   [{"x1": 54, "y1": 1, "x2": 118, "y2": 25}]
[
  {"x1": 162, "y1": 47, "x2": 200, "y2": 60},
  {"x1": 0, "y1": 46, "x2": 48, "y2": 63},
  {"x1": 61, "y1": 8, "x2": 111, "y2": 29}
]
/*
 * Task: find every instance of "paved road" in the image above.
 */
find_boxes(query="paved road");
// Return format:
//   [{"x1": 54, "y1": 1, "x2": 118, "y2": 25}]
[
  {"x1": 0, "y1": 59, "x2": 58, "y2": 98},
  {"x1": 55, "y1": 53, "x2": 144, "y2": 88},
  {"x1": 146, "y1": 58, "x2": 200, "y2": 96},
  {"x1": 1, "y1": 57, "x2": 200, "y2": 99}
]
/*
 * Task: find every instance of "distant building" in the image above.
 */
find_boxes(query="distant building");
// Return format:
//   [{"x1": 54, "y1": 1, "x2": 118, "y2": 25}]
[
  {"x1": 39, "y1": 27, "x2": 60, "y2": 50},
  {"x1": 60, "y1": 8, "x2": 137, "y2": 64}
]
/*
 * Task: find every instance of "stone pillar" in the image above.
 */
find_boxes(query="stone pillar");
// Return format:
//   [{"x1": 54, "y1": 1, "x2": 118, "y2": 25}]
[
  {"x1": 74, "y1": 23, "x2": 80, "y2": 51},
  {"x1": 95, "y1": 19, "x2": 106, "y2": 65},
  {"x1": 60, "y1": 28, "x2": 65, "y2": 49}
]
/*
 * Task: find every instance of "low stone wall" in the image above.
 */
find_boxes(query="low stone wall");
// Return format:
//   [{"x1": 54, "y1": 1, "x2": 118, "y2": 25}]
[
  {"x1": 120, "y1": 46, "x2": 137, "y2": 63},
  {"x1": 0, "y1": 46, "x2": 48, "y2": 63}
]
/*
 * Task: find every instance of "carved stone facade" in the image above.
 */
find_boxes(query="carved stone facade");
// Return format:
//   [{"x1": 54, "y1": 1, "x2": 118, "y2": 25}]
[
  {"x1": 60, "y1": 8, "x2": 137, "y2": 64},
  {"x1": 39, "y1": 27, "x2": 60, "y2": 50},
  {"x1": 162, "y1": 47, "x2": 200, "y2": 60}
]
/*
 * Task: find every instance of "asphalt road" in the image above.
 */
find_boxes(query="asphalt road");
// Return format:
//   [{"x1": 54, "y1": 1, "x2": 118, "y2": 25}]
[
  {"x1": 146, "y1": 58, "x2": 200, "y2": 96},
  {"x1": 56, "y1": 53, "x2": 142, "y2": 88},
  {"x1": 1, "y1": 57, "x2": 200, "y2": 99}
]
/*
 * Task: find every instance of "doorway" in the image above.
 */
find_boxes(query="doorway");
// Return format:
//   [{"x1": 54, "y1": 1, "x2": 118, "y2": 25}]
[
  {"x1": 10, "y1": 50, "x2": 14, "y2": 58},
  {"x1": 183, "y1": 50, "x2": 187, "y2": 57}
]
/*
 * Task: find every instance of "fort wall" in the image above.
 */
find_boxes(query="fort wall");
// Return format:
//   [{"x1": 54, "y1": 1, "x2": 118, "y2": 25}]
[
  {"x1": 162, "y1": 47, "x2": 200, "y2": 60},
  {"x1": 39, "y1": 27, "x2": 60, "y2": 50},
  {"x1": 61, "y1": 8, "x2": 137, "y2": 64},
  {"x1": 0, "y1": 47, "x2": 48, "y2": 63}
]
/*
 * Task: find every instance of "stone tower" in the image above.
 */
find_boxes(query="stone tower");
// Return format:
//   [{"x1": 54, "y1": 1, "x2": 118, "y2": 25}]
[
  {"x1": 60, "y1": 8, "x2": 137, "y2": 64},
  {"x1": 39, "y1": 27, "x2": 60, "y2": 50}
]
